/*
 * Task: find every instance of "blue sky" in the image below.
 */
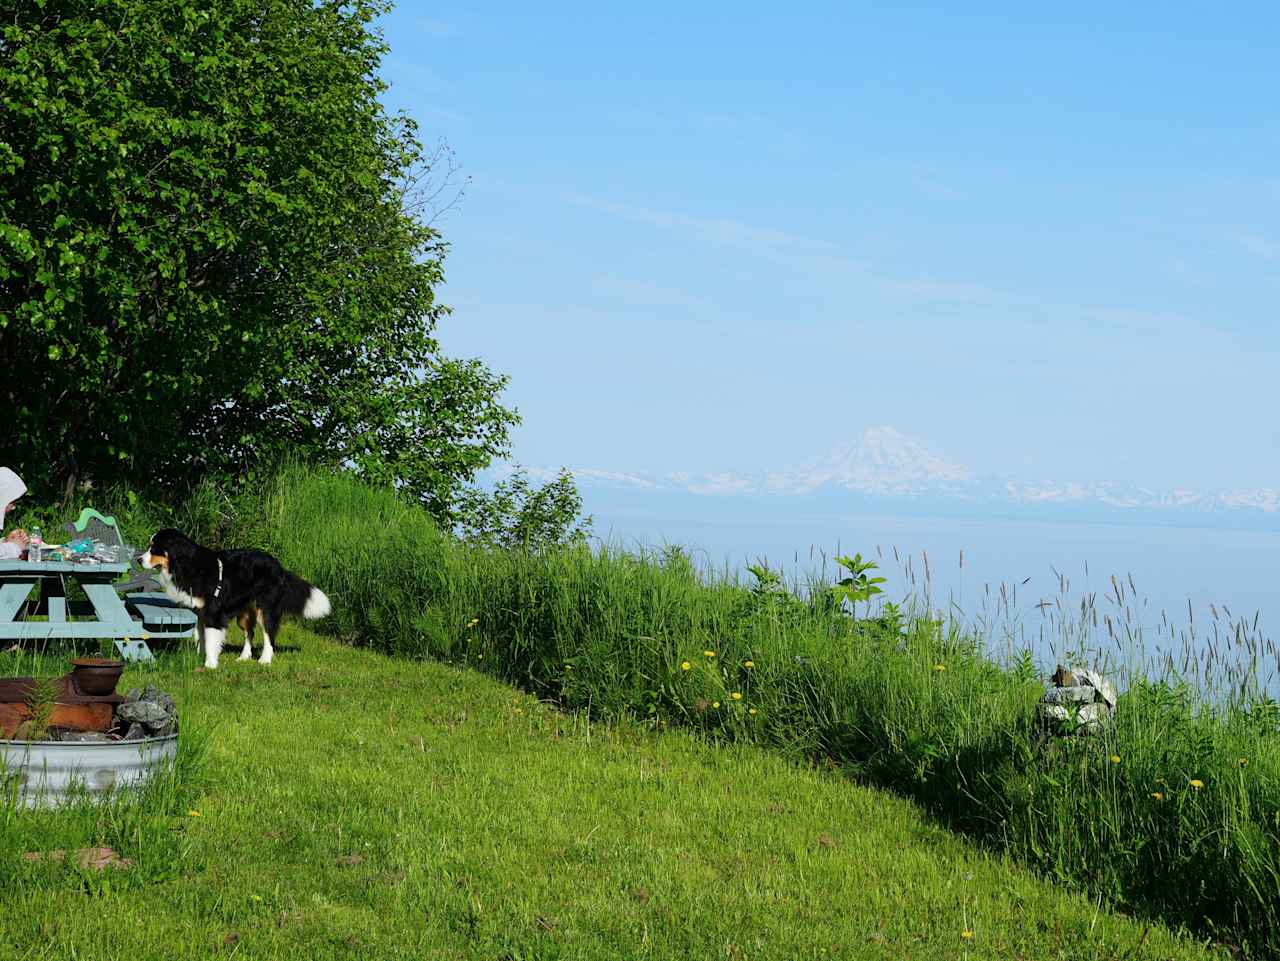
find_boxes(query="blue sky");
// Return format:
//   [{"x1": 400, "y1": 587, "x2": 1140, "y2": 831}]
[{"x1": 376, "y1": 2, "x2": 1280, "y2": 491}]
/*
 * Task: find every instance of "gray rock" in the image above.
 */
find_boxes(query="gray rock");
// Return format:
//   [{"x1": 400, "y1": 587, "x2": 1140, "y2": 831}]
[
  {"x1": 1041, "y1": 701, "x2": 1112, "y2": 734},
  {"x1": 116, "y1": 700, "x2": 171, "y2": 727},
  {"x1": 55, "y1": 731, "x2": 112, "y2": 743},
  {"x1": 1076, "y1": 702, "x2": 1111, "y2": 734},
  {"x1": 1076, "y1": 669, "x2": 1117, "y2": 709},
  {"x1": 1042, "y1": 685, "x2": 1100, "y2": 706},
  {"x1": 1040, "y1": 703, "x2": 1070, "y2": 723},
  {"x1": 1040, "y1": 667, "x2": 1118, "y2": 737},
  {"x1": 115, "y1": 686, "x2": 178, "y2": 735},
  {"x1": 140, "y1": 685, "x2": 175, "y2": 715}
]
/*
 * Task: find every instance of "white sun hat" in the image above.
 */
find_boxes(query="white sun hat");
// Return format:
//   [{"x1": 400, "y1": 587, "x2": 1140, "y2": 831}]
[{"x1": 0, "y1": 467, "x2": 27, "y2": 514}]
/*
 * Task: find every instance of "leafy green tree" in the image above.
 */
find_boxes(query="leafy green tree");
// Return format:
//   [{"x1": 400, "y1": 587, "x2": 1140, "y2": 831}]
[
  {"x1": 454, "y1": 467, "x2": 593, "y2": 551},
  {"x1": 0, "y1": 0, "x2": 520, "y2": 524}
]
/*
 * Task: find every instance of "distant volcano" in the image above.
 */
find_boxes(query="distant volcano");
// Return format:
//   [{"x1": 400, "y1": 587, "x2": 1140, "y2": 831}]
[
  {"x1": 493, "y1": 426, "x2": 1280, "y2": 520},
  {"x1": 760, "y1": 426, "x2": 972, "y2": 495}
]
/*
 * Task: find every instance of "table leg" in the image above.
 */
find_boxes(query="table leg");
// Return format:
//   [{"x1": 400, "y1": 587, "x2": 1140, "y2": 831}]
[
  {"x1": 0, "y1": 580, "x2": 36, "y2": 624},
  {"x1": 38, "y1": 572, "x2": 68, "y2": 617},
  {"x1": 79, "y1": 581, "x2": 141, "y2": 632}
]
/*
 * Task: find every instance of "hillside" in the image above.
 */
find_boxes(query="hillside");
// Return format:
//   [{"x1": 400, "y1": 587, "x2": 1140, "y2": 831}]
[{"x1": 1, "y1": 631, "x2": 1223, "y2": 960}]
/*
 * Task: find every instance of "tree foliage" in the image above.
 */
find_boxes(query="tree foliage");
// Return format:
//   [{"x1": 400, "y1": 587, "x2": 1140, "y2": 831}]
[
  {"x1": 0, "y1": 0, "x2": 525, "y2": 525},
  {"x1": 454, "y1": 467, "x2": 593, "y2": 551}
]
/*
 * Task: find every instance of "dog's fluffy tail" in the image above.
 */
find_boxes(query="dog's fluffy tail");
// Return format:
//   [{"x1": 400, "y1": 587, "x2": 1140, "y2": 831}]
[{"x1": 283, "y1": 571, "x2": 332, "y2": 620}]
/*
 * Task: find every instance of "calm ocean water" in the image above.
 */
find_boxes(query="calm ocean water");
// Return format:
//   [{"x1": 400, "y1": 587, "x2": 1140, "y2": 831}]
[{"x1": 587, "y1": 498, "x2": 1280, "y2": 689}]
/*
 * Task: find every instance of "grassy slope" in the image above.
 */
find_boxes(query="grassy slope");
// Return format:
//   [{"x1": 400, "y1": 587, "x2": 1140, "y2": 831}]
[
  {"x1": 262, "y1": 464, "x2": 1280, "y2": 955},
  {"x1": 1, "y1": 631, "x2": 1224, "y2": 961}
]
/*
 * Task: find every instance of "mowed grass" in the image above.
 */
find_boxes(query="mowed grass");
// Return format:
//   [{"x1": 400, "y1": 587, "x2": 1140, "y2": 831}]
[{"x1": 1, "y1": 631, "x2": 1225, "y2": 961}]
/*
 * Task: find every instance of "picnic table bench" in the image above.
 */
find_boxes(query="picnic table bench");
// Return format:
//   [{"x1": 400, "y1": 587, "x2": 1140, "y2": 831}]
[{"x1": 0, "y1": 560, "x2": 197, "y2": 647}]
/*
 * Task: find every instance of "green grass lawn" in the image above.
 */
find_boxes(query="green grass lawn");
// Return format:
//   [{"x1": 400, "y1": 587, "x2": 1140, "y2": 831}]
[{"x1": 0, "y1": 630, "x2": 1226, "y2": 960}]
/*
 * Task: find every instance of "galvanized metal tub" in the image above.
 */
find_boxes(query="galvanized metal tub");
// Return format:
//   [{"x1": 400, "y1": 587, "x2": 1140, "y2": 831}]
[{"x1": 0, "y1": 734, "x2": 179, "y2": 808}]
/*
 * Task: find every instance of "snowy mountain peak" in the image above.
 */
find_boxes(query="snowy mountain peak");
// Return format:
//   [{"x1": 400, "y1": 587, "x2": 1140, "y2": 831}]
[
  {"x1": 492, "y1": 425, "x2": 1280, "y2": 521},
  {"x1": 496, "y1": 427, "x2": 972, "y2": 498},
  {"x1": 766, "y1": 427, "x2": 971, "y2": 495}
]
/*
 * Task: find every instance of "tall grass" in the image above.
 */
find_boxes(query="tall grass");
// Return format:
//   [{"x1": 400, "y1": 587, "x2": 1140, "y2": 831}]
[{"x1": 51, "y1": 464, "x2": 1280, "y2": 956}]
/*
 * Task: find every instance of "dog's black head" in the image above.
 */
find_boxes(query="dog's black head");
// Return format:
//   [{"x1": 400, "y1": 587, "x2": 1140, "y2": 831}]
[{"x1": 140, "y1": 528, "x2": 198, "y2": 573}]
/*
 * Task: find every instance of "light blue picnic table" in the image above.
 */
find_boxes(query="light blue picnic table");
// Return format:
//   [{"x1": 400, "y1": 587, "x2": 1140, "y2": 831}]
[{"x1": 0, "y1": 560, "x2": 197, "y2": 645}]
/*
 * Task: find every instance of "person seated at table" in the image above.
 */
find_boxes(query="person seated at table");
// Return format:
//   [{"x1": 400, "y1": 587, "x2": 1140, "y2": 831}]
[{"x1": 0, "y1": 467, "x2": 30, "y2": 560}]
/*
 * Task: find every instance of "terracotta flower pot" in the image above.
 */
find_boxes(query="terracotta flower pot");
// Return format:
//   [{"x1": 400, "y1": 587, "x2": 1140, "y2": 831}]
[{"x1": 69, "y1": 658, "x2": 126, "y2": 697}]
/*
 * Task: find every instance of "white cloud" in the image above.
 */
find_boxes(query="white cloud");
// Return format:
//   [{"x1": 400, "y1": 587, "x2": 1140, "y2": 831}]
[{"x1": 563, "y1": 192, "x2": 836, "y2": 255}]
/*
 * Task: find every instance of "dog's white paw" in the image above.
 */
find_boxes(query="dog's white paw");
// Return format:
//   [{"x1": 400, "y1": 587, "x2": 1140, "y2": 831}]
[{"x1": 258, "y1": 649, "x2": 273, "y2": 665}]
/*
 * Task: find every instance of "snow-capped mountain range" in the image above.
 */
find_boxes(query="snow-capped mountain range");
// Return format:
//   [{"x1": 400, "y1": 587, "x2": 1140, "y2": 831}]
[{"x1": 498, "y1": 426, "x2": 1280, "y2": 518}]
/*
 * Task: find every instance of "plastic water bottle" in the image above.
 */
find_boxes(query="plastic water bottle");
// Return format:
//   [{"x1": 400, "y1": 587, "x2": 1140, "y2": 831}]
[{"x1": 28, "y1": 527, "x2": 42, "y2": 563}]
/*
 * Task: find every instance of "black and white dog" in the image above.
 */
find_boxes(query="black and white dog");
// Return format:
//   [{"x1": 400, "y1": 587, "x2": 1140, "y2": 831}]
[{"x1": 141, "y1": 528, "x2": 331, "y2": 669}]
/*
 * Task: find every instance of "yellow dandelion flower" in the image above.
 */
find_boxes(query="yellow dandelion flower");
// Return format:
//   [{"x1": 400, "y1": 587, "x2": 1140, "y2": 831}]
[
  {"x1": 703, "y1": 650, "x2": 716, "y2": 658},
  {"x1": 744, "y1": 660, "x2": 755, "y2": 668},
  {"x1": 749, "y1": 708, "x2": 758, "y2": 716},
  {"x1": 681, "y1": 661, "x2": 691, "y2": 671},
  {"x1": 1190, "y1": 778, "x2": 1205, "y2": 790},
  {"x1": 188, "y1": 810, "x2": 202, "y2": 817},
  {"x1": 961, "y1": 929, "x2": 974, "y2": 939},
  {"x1": 731, "y1": 692, "x2": 743, "y2": 701},
  {"x1": 933, "y1": 664, "x2": 946, "y2": 672},
  {"x1": 1151, "y1": 792, "x2": 1164, "y2": 801},
  {"x1": 466, "y1": 618, "x2": 479, "y2": 629},
  {"x1": 712, "y1": 701, "x2": 720, "y2": 708},
  {"x1": 1240, "y1": 757, "x2": 1249, "y2": 767},
  {"x1": 251, "y1": 894, "x2": 263, "y2": 903},
  {"x1": 1109, "y1": 755, "x2": 1121, "y2": 764}
]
